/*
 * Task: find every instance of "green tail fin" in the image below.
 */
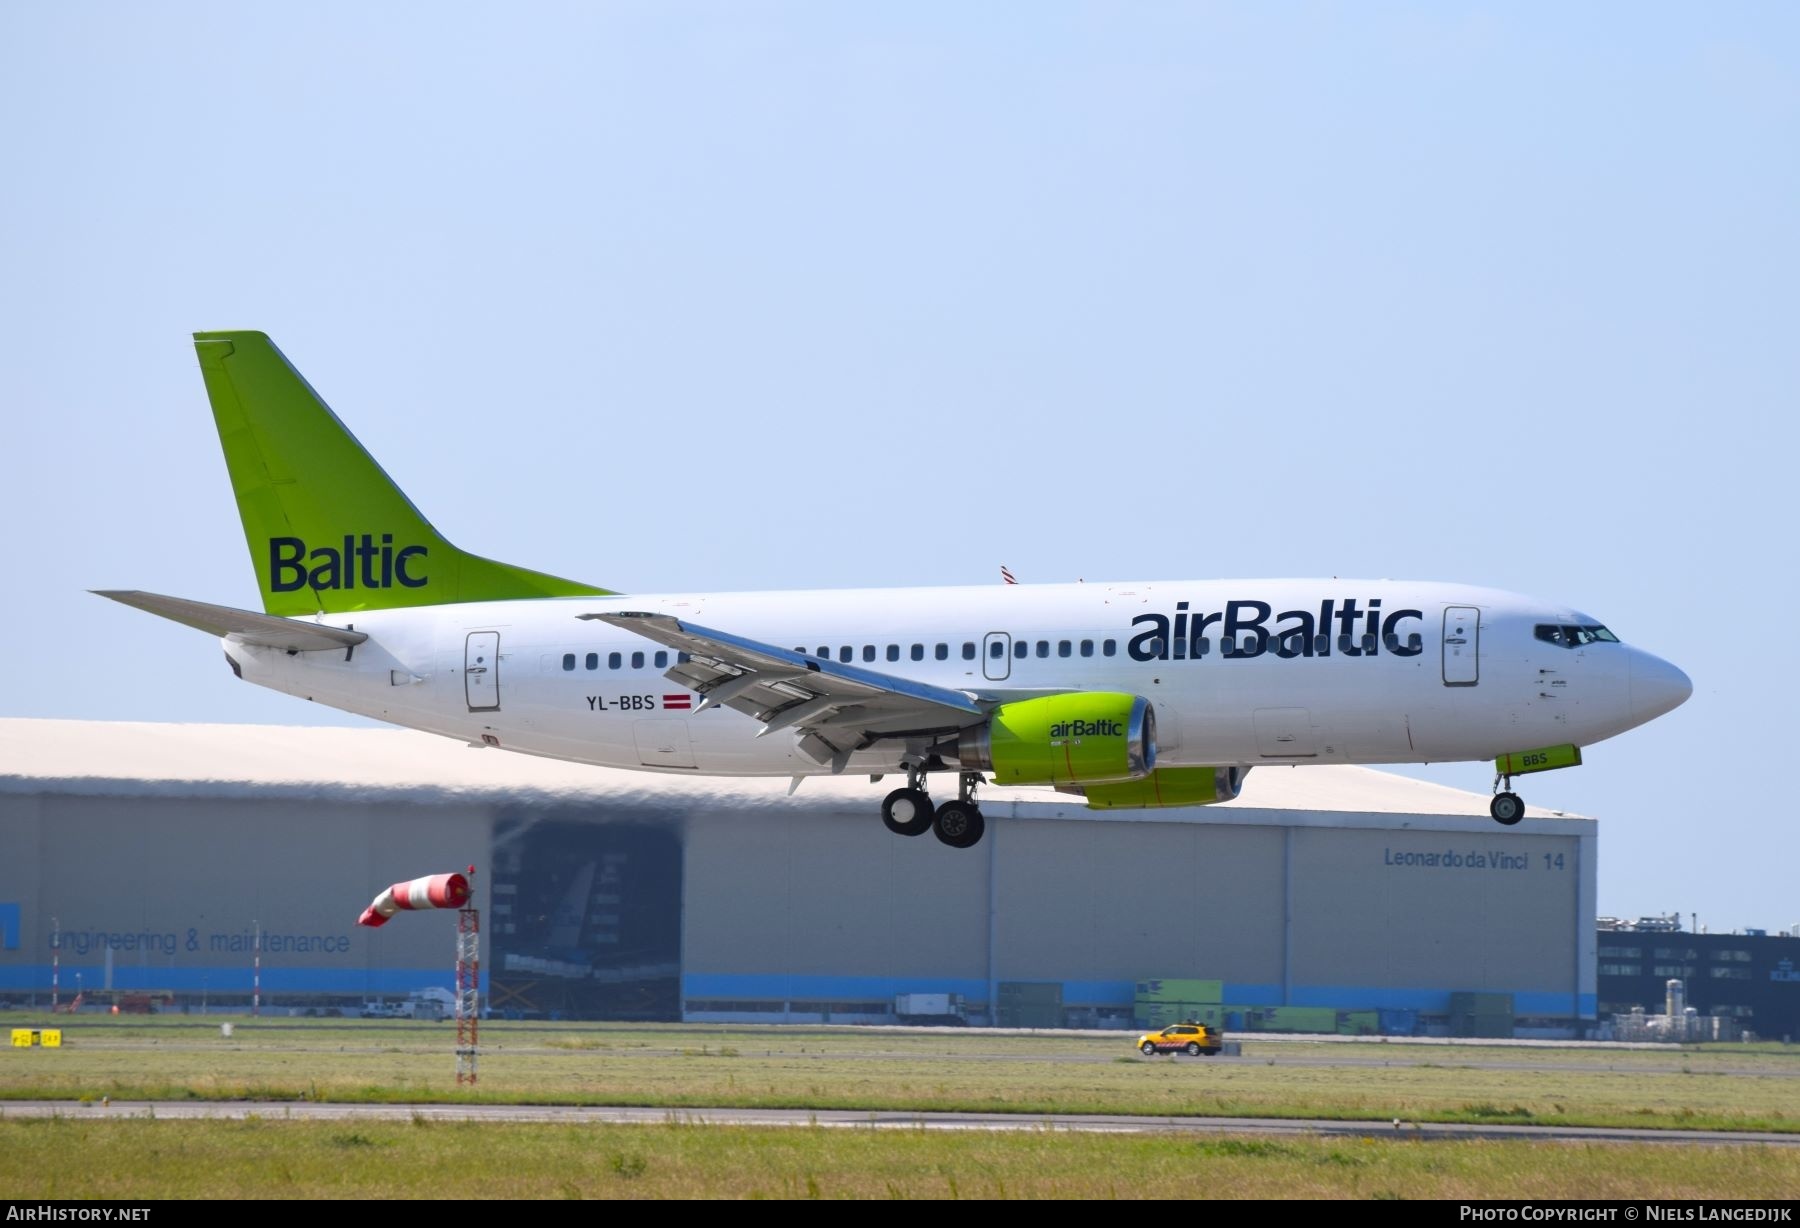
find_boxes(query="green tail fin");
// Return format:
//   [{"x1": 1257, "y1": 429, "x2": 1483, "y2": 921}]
[{"x1": 193, "y1": 330, "x2": 612, "y2": 615}]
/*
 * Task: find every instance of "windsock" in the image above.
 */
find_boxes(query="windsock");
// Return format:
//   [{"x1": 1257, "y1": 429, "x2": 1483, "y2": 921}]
[{"x1": 358, "y1": 873, "x2": 470, "y2": 928}]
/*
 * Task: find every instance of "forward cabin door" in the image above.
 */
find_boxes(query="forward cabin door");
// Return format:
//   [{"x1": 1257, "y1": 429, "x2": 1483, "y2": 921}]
[
  {"x1": 465, "y1": 631, "x2": 501, "y2": 710},
  {"x1": 1441, "y1": 607, "x2": 1480, "y2": 687}
]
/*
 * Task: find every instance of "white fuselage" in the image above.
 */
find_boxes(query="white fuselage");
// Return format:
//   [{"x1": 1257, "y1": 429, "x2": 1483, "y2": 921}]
[{"x1": 220, "y1": 578, "x2": 1690, "y2": 782}]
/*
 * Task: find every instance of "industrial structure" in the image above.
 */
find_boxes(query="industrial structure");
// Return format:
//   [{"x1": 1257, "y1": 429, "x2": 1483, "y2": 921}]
[
  {"x1": 1598, "y1": 919, "x2": 1800, "y2": 1042},
  {"x1": 1, "y1": 718, "x2": 1605, "y2": 1034}
]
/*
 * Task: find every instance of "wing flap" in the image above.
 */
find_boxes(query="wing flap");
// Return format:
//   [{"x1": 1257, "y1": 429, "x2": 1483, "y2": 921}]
[
  {"x1": 94, "y1": 590, "x2": 369, "y2": 651},
  {"x1": 580, "y1": 612, "x2": 985, "y2": 753}
]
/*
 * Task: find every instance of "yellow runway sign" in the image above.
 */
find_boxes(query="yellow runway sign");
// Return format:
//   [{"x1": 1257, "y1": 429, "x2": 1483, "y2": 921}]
[{"x1": 10, "y1": 1028, "x2": 62, "y2": 1048}]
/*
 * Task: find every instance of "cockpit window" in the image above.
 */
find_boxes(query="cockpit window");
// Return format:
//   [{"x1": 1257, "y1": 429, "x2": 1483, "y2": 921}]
[{"x1": 1535, "y1": 623, "x2": 1620, "y2": 648}]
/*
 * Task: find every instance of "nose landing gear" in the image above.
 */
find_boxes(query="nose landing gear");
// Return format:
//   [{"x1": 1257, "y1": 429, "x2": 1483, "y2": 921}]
[{"x1": 1490, "y1": 770, "x2": 1524, "y2": 826}]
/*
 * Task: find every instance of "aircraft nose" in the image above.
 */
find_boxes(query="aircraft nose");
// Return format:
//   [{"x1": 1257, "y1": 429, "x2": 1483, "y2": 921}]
[{"x1": 1628, "y1": 649, "x2": 1692, "y2": 724}]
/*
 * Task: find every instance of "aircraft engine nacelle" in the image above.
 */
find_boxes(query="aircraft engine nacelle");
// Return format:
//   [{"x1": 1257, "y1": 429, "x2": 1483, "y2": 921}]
[
  {"x1": 358, "y1": 872, "x2": 471, "y2": 928},
  {"x1": 937, "y1": 693, "x2": 1155, "y2": 786},
  {"x1": 1074, "y1": 765, "x2": 1251, "y2": 810}
]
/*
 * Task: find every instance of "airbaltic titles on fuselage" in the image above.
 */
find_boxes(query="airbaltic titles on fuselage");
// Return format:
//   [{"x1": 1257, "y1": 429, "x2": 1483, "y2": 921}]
[
  {"x1": 1127, "y1": 599, "x2": 1425, "y2": 662},
  {"x1": 263, "y1": 543, "x2": 1431, "y2": 669}
]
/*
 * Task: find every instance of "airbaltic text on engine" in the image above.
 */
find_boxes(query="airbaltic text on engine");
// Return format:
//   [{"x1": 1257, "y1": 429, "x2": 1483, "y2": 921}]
[
  {"x1": 269, "y1": 535, "x2": 428, "y2": 591},
  {"x1": 1128, "y1": 599, "x2": 1424, "y2": 660},
  {"x1": 1048, "y1": 719, "x2": 1124, "y2": 738}
]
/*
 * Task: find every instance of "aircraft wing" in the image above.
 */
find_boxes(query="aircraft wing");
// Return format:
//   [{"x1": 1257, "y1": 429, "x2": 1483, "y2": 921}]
[{"x1": 579, "y1": 611, "x2": 986, "y2": 768}]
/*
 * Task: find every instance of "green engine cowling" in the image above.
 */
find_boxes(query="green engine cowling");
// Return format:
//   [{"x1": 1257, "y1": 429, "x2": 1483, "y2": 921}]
[
  {"x1": 1076, "y1": 766, "x2": 1250, "y2": 810},
  {"x1": 937, "y1": 693, "x2": 1155, "y2": 786}
]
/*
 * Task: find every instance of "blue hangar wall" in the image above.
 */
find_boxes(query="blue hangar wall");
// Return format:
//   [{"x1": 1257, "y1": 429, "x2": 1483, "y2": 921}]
[
  {"x1": 0, "y1": 780, "x2": 1595, "y2": 1026},
  {"x1": 679, "y1": 805, "x2": 1596, "y2": 1026}
]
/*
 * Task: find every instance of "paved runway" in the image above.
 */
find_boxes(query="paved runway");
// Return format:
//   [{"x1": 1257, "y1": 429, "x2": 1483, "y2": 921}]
[{"x1": 5, "y1": 1100, "x2": 1796, "y2": 1147}]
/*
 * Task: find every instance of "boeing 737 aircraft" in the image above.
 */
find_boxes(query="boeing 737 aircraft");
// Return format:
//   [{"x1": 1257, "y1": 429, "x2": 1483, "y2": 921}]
[{"x1": 98, "y1": 333, "x2": 1692, "y2": 848}]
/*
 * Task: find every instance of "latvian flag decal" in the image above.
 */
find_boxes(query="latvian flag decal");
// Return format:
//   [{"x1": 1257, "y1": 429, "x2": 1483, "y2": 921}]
[{"x1": 663, "y1": 694, "x2": 692, "y2": 710}]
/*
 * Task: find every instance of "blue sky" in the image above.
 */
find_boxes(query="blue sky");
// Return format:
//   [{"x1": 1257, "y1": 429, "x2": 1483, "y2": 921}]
[{"x1": 3, "y1": 4, "x2": 1795, "y2": 931}]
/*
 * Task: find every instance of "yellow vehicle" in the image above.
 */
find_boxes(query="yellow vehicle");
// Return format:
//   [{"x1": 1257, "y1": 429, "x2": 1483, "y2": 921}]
[{"x1": 1137, "y1": 1022, "x2": 1222, "y2": 1057}]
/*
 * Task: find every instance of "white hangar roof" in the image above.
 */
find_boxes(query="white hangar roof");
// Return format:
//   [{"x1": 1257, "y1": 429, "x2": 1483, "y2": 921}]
[{"x1": 0, "y1": 718, "x2": 1586, "y2": 830}]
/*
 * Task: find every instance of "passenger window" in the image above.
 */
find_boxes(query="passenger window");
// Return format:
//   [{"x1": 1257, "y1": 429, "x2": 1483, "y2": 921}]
[
  {"x1": 1080, "y1": 639, "x2": 1093, "y2": 657},
  {"x1": 1058, "y1": 640, "x2": 1071, "y2": 657},
  {"x1": 840, "y1": 646, "x2": 853, "y2": 663},
  {"x1": 817, "y1": 647, "x2": 829, "y2": 659},
  {"x1": 937, "y1": 643, "x2": 950, "y2": 661},
  {"x1": 654, "y1": 651, "x2": 668, "y2": 668},
  {"x1": 677, "y1": 652, "x2": 690, "y2": 664},
  {"x1": 990, "y1": 641, "x2": 1005, "y2": 659},
  {"x1": 960, "y1": 642, "x2": 974, "y2": 660},
  {"x1": 1361, "y1": 634, "x2": 1376, "y2": 654},
  {"x1": 561, "y1": 653, "x2": 576, "y2": 671},
  {"x1": 911, "y1": 644, "x2": 924, "y2": 661},
  {"x1": 631, "y1": 651, "x2": 645, "y2": 669},
  {"x1": 887, "y1": 644, "x2": 900, "y2": 662},
  {"x1": 1036, "y1": 640, "x2": 1049, "y2": 658},
  {"x1": 1313, "y1": 634, "x2": 1329, "y2": 656},
  {"x1": 862, "y1": 645, "x2": 876, "y2": 662},
  {"x1": 1193, "y1": 637, "x2": 1210, "y2": 657},
  {"x1": 1015, "y1": 640, "x2": 1028, "y2": 658},
  {"x1": 1222, "y1": 636, "x2": 1236, "y2": 655},
  {"x1": 1103, "y1": 640, "x2": 1117, "y2": 657},
  {"x1": 585, "y1": 652, "x2": 599, "y2": 670},
  {"x1": 609, "y1": 652, "x2": 622, "y2": 669},
  {"x1": 1148, "y1": 637, "x2": 1166, "y2": 657}
]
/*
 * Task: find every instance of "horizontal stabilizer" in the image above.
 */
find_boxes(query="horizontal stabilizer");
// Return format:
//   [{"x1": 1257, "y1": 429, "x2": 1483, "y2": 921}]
[{"x1": 92, "y1": 590, "x2": 369, "y2": 651}]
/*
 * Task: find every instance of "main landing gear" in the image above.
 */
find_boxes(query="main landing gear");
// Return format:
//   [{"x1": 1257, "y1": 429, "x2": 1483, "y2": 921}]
[
  {"x1": 880, "y1": 773, "x2": 933, "y2": 838},
  {"x1": 880, "y1": 767, "x2": 986, "y2": 848},
  {"x1": 1490, "y1": 770, "x2": 1524, "y2": 826}
]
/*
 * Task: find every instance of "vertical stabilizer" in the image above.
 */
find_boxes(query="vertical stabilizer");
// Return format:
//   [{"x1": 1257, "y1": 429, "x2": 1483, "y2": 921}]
[{"x1": 193, "y1": 331, "x2": 610, "y2": 615}]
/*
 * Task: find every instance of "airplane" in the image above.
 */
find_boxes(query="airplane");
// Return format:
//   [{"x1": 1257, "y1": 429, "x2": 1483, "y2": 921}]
[{"x1": 97, "y1": 332, "x2": 1693, "y2": 849}]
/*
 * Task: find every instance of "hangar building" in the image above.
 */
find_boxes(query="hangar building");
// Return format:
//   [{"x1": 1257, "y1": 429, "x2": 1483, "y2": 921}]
[{"x1": 0, "y1": 719, "x2": 1597, "y2": 1032}]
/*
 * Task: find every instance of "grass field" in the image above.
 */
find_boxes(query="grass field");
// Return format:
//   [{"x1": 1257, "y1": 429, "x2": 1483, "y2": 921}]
[
  {"x1": 3, "y1": 1118, "x2": 1800, "y2": 1200},
  {"x1": 3, "y1": 1017, "x2": 1797, "y2": 1133},
  {"x1": 4, "y1": 1018, "x2": 1798, "y2": 1198}
]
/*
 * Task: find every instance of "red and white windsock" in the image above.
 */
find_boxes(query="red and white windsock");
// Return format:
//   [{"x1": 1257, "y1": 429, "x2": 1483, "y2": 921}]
[{"x1": 358, "y1": 873, "x2": 470, "y2": 928}]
